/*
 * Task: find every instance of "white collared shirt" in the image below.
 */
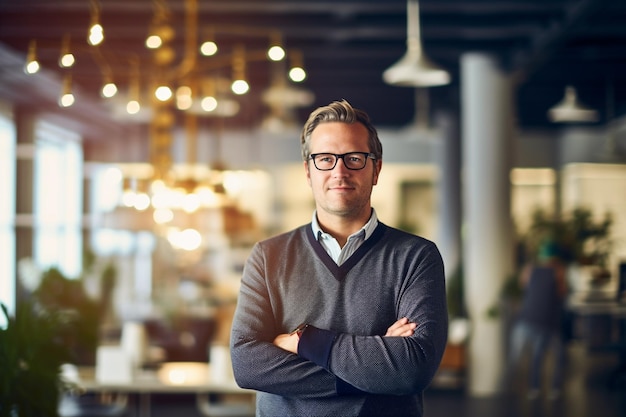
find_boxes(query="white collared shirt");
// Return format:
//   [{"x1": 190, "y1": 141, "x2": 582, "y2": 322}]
[{"x1": 311, "y1": 209, "x2": 379, "y2": 266}]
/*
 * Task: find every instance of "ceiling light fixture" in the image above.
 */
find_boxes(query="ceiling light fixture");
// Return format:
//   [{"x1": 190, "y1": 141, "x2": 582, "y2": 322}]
[
  {"x1": 87, "y1": 0, "x2": 104, "y2": 46},
  {"x1": 126, "y1": 60, "x2": 142, "y2": 115},
  {"x1": 267, "y1": 32, "x2": 286, "y2": 62},
  {"x1": 22, "y1": 0, "x2": 310, "y2": 218},
  {"x1": 262, "y1": 60, "x2": 315, "y2": 132},
  {"x1": 58, "y1": 35, "x2": 75, "y2": 68},
  {"x1": 231, "y1": 45, "x2": 249, "y2": 95},
  {"x1": 548, "y1": 85, "x2": 599, "y2": 123},
  {"x1": 200, "y1": 40, "x2": 218, "y2": 56},
  {"x1": 383, "y1": 0, "x2": 450, "y2": 87},
  {"x1": 101, "y1": 75, "x2": 118, "y2": 98},
  {"x1": 23, "y1": 1, "x2": 307, "y2": 128},
  {"x1": 24, "y1": 40, "x2": 39, "y2": 74},
  {"x1": 288, "y1": 49, "x2": 307, "y2": 82},
  {"x1": 59, "y1": 74, "x2": 75, "y2": 108}
]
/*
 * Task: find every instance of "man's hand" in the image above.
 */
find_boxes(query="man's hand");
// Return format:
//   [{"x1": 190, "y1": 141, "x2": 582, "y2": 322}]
[
  {"x1": 274, "y1": 317, "x2": 416, "y2": 353},
  {"x1": 385, "y1": 317, "x2": 416, "y2": 337},
  {"x1": 273, "y1": 332, "x2": 300, "y2": 354}
]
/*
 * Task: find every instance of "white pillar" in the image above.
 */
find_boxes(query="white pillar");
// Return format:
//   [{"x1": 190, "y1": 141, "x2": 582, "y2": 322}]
[
  {"x1": 461, "y1": 53, "x2": 514, "y2": 396},
  {"x1": 435, "y1": 111, "x2": 461, "y2": 278}
]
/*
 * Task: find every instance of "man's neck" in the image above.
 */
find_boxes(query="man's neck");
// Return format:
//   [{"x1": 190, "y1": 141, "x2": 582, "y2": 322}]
[{"x1": 315, "y1": 208, "x2": 372, "y2": 247}]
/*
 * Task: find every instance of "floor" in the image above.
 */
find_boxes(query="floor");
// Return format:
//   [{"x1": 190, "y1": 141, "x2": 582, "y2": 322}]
[
  {"x1": 426, "y1": 341, "x2": 626, "y2": 417},
  {"x1": 100, "y1": 342, "x2": 625, "y2": 417}
]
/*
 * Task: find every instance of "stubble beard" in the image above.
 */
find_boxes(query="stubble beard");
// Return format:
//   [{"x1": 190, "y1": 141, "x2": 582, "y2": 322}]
[{"x1": 319, "y1": 188, "x2": 371, "y2": 220}]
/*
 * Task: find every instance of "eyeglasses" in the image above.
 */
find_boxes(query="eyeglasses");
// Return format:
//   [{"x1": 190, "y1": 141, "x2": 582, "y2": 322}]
[{"x1": 308, "y1": 152, "x2": 376, "y2": 171}]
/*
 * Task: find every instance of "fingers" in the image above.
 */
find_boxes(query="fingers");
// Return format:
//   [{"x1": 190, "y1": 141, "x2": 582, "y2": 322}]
[
  {"x1": 273, "y1": 333, "x2": 299, "y2": 354},
  {"x1": 385, "y1": 317, "x2": 417, "y2": 337},
  {"x1": 386, "y1": 317, "x2": 409, "y2": 334}
]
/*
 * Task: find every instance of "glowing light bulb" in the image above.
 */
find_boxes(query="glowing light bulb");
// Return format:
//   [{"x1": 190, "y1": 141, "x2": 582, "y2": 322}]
[
  {"x1": 153, "y1": 208, "x2": 174, "y2": 224},
  {"x1": 88, "y1": 24, "x2": 104, "y2": 46},
  {"x1": 201, "y1": 96, "x2": 218, "y2": 112},
  {"x1": 146, "y1": 35, "x2": 162, "y2": 49},
  {"x1": 155, "y1": 85, "x2": 173, "y2": 101},
  {"x1": 289, "y1": 67, "x2": 306, "y2": 82},
  {"x1": 59, "y1": 93, "x2": 75, "y2": 107},
  {"x1": 59, "y1": 53, "x2": 75, "y2": 68},
  {"x1": 127, "y1": 100, "x2": 141, "y2": 114},
  {"x1": 101, "y1": 82, "x2": 118, "y2": 98},
  {"x1": 267, "y1": 45, "x2": 285, "y2": 61},
  {"x1": 25, "y1": 60, "x2": 40, "y2": 74},
  {"x1": 231, "y1": 79, "x2": 249, "y2": 95},
  {"x1": 200, "y1": 41, "x2": 218, "y2": 56},
  {"x1": 133, "y1": 193, "x2": 151, "y2": 211}
]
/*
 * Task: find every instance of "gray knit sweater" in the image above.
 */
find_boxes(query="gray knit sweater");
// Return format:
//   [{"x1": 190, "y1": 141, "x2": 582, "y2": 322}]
[{"x1": 230, "y1": 222, "x2": 448, "y2": 417}]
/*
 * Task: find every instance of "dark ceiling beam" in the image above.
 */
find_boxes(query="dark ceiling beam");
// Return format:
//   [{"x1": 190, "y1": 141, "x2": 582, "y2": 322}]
[
  {"x1": 0, "y1": 21, "x2": 541, "y2": 44},
  {"x1": 0, "y1": 0, "x2": 403, "y2": 16},
  {"x1": 0, "y1": 0, "x2": 570, "y2": 16},
  {"x1": 509, "y1": 0, "x2": 607, "y2": 83}
]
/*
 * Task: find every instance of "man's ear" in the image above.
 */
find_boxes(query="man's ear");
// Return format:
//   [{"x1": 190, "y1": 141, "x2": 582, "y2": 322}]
[
  {"x1": 304, "y1": 160, "x2": 312, "y2": 186},
  {"x1": 372, "y1": 160, "x2": 382, "y2": 185}
]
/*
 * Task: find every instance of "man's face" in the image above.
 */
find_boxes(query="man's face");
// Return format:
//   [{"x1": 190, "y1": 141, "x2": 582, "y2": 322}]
[{"x1": 304, "y1": 121, "x2": 381, "y2": 220}]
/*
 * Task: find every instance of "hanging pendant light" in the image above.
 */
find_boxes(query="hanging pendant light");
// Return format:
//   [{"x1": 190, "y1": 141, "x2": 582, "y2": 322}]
[
  {"x1": 383, "y1": 0, "x2": 450, "y2": 87},
  {"x1": 261, "y1": 61, "x2": 315, "y2": 131},
  {"x1": 548, "y1": 85, "x2": 598, "y2": 123}
]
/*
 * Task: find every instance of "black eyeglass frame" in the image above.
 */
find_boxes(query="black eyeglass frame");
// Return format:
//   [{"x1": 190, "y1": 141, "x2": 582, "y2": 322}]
[{"x1": 308, "y1": 152, "x2": 377, "y2": 171}]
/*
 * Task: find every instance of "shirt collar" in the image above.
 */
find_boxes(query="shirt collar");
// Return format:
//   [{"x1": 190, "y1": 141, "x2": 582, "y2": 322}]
[{"x1": 311, "y1": 208, "x2": 379, "y2": 242}]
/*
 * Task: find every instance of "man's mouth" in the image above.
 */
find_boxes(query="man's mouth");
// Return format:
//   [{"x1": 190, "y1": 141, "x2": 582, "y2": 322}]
[{"x1": 329, "y1": 183, "x2": 354, "y2": 191}]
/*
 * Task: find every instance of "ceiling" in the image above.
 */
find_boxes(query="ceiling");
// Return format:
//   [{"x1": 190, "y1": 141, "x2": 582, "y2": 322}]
[{"x1": 1, "y1": 0, "x2": 626, "y2": 139}]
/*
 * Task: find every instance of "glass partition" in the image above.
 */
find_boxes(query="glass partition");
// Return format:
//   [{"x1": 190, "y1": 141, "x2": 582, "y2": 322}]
[{"x1": 0, "y1": 106, "x2": 16, "y2": 324}]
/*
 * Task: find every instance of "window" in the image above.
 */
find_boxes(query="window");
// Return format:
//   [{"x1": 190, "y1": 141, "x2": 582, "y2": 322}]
[
  {"x1": 33, "y1": 121, "x2": 82, "y2": 278},
  {"x1": 0, "y1": 106, "x2": 16, "y2": 324}
]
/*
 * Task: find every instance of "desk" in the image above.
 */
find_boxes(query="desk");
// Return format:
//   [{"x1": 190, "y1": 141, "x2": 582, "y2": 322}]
[
  {"x1": 567, "y1": 296, "x2": 626, "y2": 387},
  {"x1": 73, "y1": 363, "x2": 255, "y2": 417},
  {"x1": 567, "y1": 296, "x2": 626, "y2": 349},
  {"x1": 567, "y1": 296, "x2": 626, "y2": 317}
]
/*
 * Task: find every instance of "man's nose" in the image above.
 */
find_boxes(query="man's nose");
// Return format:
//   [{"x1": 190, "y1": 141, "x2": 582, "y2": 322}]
[{"x1": 332, "y1": 156, "x2": 350, "y2": 173}]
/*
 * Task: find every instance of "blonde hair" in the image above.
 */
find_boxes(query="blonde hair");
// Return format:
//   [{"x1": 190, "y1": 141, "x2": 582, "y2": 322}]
[{"x1": 300, "y1": 100, "x2": 383, "y2": 161}]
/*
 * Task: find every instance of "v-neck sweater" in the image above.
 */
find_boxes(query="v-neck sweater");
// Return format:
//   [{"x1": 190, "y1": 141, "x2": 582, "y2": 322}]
[{"x1": 230, "y1": 222, "x2": 448, "y2": 417}]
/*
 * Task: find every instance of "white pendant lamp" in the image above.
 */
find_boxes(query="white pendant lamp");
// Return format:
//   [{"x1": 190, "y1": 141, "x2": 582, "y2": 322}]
[
  {"x1": 548, "y1": 85, "x2": 599, "y2": 123},
  {"x1": 383, "y1": 0, "x2": 450, "y2": 87}
]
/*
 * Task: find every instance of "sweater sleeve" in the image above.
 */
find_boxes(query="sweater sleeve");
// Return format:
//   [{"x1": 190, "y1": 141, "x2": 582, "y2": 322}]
[
  {"x1": 230, "y1": 241, "x2": 344, "y2": 399},
  {"x1": 298, "y1": 240, "x2": 448, "y2": 396}
]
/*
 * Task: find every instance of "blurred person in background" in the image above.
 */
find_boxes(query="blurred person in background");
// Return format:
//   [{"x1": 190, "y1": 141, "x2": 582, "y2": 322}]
[{"x1": 507, "y1": 239, "x2": 568, "y2": 400}]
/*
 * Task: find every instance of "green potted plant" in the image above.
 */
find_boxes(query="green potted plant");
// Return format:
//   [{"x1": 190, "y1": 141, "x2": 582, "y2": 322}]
[
  {"x1": 34, "y1": 267, "x2": 102, "y2": 365},
  {"x1": 0, "y1": 301, "x2": 73, "y2": 417},
  {"x1": 523, "y1": 207, "x2": 613, "y2": 288},
  {"x1": 524, "y1": 207, "x2": 613, "y2": 266},
  {"x1": 30, "y1": 252, "x2": 117, "y2": 365}
]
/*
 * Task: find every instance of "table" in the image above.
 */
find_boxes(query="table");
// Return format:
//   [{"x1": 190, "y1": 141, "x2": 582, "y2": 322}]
[
  {"x1": 567, "y1": 295, "x2": 626, "y2": 350},
  {"x1": 71, "y1": 363, "x2": 255, "y2": 417},
  {"x1": 566, "y1": 295, "x2": 626, "y2": 387},
  {"x1": 567, "y1": 296, "x2": 626, "y2": 317}
]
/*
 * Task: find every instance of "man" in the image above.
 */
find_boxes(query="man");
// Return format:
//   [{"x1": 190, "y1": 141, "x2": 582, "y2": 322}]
[
  {"x1": 507, "y1": 240, "x2": 568, "y2": 400},
  {"x1": 230, "y1": 100, "x2": 448, "y2": 416}
]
